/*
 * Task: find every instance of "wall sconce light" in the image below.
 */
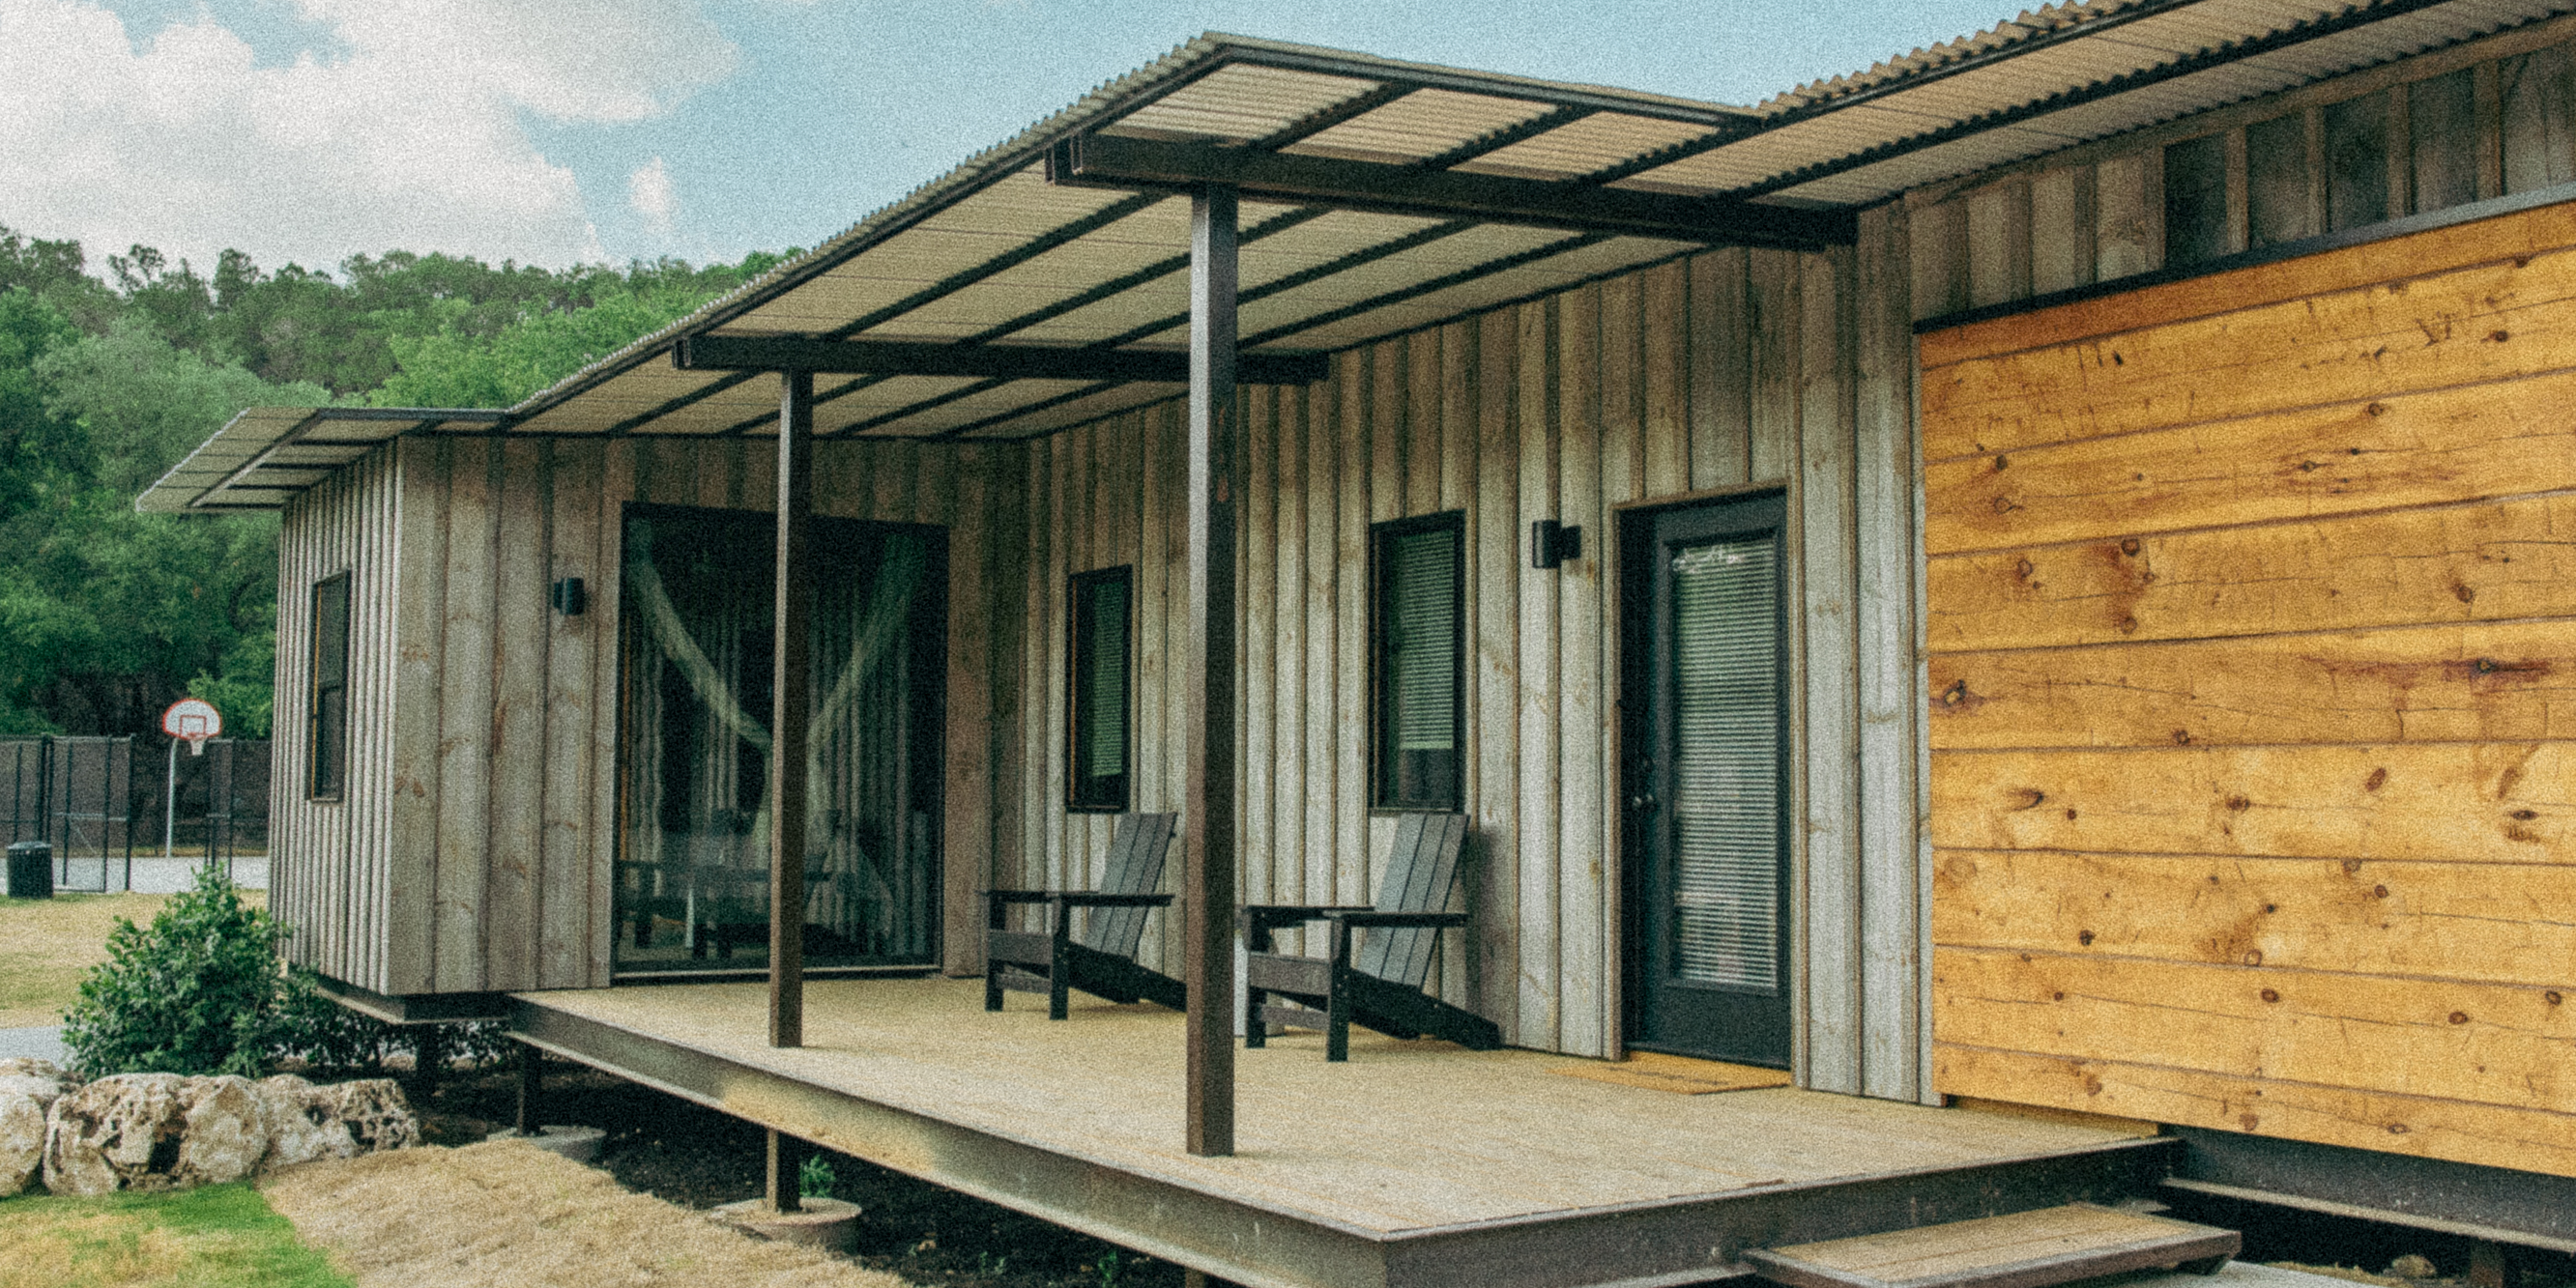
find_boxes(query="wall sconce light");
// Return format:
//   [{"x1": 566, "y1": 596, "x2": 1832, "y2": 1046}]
[
  {"x1": 1530, "y1": 520, "x2": 1581, "y2": 570},
  {"x1": 551, "y1": 576, "x2": 588, "y2": 616}
]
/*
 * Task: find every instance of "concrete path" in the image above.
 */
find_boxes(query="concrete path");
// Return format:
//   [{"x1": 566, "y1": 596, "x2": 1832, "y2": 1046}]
[
  {"x1": 45, "y1": 854, "x2": 268, "y2": 894},
  {"x1": 0, "y1": 1026, "x2": 70, "y2": 1065}
]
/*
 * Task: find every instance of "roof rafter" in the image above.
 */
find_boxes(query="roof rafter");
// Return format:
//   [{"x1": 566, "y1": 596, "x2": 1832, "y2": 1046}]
[
  {"x1": 1048, "y1": 133, "x2": 1855, "y2": 248},
  {"x1": 673, "y1": 334, "x2": 1328, "y2": 385}
]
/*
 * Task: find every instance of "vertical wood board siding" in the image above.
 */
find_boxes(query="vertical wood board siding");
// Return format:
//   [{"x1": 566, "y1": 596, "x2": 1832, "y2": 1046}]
[
  {"x1": 1006, "y1": 244, "x2": 1924, "y2": 1073},
  {"x1": 274, "y1": 435, "x2": 1017, "y2": 996},
  {"x1": 273, "y1": 251, "x2": 1925, "y2": 1084}
]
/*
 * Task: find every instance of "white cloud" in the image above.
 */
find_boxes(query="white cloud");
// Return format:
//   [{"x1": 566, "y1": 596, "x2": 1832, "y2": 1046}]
[
  {"x1": 628, "y1": 156, "x2": 678, "y2": 238},
  {"x1": 0, "y1": 0, "x2": 740, "y2": 272}
]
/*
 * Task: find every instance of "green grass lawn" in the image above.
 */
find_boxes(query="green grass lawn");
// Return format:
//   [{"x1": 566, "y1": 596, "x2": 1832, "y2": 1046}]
[{"x1": 0, "y1": 1183, "x2": 351, "y2": 1288}]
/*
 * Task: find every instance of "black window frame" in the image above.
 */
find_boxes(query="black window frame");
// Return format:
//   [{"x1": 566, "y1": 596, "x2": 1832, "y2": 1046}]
[
  {"x1": 1066, "y1": 564, "x2": 1135, "y2": 814},
  {"x1": 1370, "y1": 511, "x2": 1465, "y2": 813},
  {"x1": 308, "y1": 571, "x2": 351, "y2": 802}
]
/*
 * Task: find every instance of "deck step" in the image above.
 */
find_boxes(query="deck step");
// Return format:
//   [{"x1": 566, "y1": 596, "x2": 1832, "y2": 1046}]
[{"x1": 1744, "y1": 1202, "x2": 2239, "y2": 1288}]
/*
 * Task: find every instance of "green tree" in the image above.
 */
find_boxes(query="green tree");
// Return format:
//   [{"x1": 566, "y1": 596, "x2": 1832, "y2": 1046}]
[
  {"x1": 0, "y1": 319, "x2": 318, "y2": 733},
  {"x1": 371, "y1": 250, "x2": 786, "y2": 408}
]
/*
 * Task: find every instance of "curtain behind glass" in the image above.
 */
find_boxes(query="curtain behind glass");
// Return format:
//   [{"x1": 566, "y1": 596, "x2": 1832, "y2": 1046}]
[{"x1": 617, "y1": 507, "x2": 938, "y2": 970}]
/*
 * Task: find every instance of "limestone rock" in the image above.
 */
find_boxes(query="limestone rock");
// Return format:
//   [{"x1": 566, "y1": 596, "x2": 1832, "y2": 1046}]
[
  {"x1": 310, "y1": 1078, "x2": 419, "y2": 1154},
  {"x1": 42, "y1": 1073, "x2": 271, "y2": 1194},
  {"x1": 253, "y1": 1074, "x2": 359, "y2": 1171},
  {"x1": 0, "y1": 1057, "x2": 77, "y2": 1103},
  {"x1": 0, "y1": 1057, "x2": 77, "y2": 1196},
  {"x1": 176, "y1": 1075, "x2": 269, "y2": 1185},
  {"x1": 0, "y1": 1092, "x2": 46, "y2": 1196}
]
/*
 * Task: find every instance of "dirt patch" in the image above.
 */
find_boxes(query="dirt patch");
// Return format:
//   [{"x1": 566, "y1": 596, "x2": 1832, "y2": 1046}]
[
  {"x1": 261, "y1": 1137, "x2": 906, "y2": 1288},
  {"x1": 411, "y1": 1062, "x2": 1190, "y2": 1287}
]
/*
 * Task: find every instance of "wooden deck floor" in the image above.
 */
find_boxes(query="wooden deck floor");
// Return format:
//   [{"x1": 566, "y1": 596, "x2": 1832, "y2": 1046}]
[{"x1": 512, "y1": 978, "x2": 2176, "y2": 1288}]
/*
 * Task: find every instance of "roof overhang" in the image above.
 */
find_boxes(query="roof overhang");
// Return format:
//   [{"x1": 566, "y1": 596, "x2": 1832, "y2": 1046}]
[{"x1": 142, "y1": 2, "x2": 2576, "y2": 512}]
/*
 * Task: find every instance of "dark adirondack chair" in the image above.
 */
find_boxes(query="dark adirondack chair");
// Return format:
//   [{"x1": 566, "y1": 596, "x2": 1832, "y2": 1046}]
[
  {"x1": 1242, "y1": 812, "x2": 1502, "y2": 1061},
  {"x1": 985, "y1": 812, "x2": 1184, "y2": 1019}
]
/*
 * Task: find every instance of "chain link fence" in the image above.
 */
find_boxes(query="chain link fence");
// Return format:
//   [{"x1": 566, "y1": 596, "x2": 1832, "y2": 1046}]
[{"x1": 0, "y1": 736, "x2": 269, "y2": 893}]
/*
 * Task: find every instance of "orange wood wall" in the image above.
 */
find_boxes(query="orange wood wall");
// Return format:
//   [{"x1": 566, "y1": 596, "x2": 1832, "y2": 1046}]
[{"x1": 1920, "y1": 200, "x2": 2576, "y2": 1176}]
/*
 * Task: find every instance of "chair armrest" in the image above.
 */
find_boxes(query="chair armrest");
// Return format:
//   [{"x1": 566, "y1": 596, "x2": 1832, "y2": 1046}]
[
  {"x1": 1048, "y1": 892, "x2": 1175, "y2": 908},
  {"x1": 1240, "y1": 903, "x2": 1373, "y2": 930},
  {"x1": 983, "y1": 889, "x2": 1057, "y2": 904},
  {"x1": 1318, "y1": 910, "x2": 1469, "y2": 929}
]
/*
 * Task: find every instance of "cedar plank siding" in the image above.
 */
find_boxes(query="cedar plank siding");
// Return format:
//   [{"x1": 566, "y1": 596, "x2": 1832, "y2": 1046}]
[{"x1": 1919, "y1": 199, "x2": 2576, "y2": 1177}]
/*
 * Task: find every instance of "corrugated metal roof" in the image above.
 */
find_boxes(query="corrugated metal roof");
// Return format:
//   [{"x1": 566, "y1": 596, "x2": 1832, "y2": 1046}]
[{"x1": 144, "y1": 0, "x2": 2576, "y2": 512}]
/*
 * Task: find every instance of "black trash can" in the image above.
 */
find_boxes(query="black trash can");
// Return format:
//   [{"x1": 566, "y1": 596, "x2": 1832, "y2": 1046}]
[{"x1": 7, "y1": 841, "x2": 51, "y2": 899}]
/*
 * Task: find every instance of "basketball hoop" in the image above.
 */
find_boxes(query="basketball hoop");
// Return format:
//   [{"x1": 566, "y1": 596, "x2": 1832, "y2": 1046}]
[{"x1": 161, "y1": 698, "x2": 222, "y2": 758}]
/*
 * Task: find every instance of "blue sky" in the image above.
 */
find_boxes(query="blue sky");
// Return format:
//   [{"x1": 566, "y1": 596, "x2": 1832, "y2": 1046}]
[{"x1": 1, "y1": 0, "x2": 2028, "y2": 275}]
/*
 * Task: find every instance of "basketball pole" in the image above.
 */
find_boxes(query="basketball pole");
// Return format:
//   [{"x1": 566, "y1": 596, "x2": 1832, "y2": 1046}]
[{"x1": 161, "y1": 735, "x2": 177, "y2": 862}]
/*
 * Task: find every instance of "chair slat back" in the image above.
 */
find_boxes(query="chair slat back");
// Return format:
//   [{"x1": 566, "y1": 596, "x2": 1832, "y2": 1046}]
[
  {"x1": 1353, "y1": 813, "x2": 1467, "y2": 987},
  {"x1": 1081, "y1": 813, "x2": 1178, "y2": 956}
]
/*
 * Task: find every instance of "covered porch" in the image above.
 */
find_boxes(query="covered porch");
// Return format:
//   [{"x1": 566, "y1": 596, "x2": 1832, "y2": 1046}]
[{"x1": 512, "y1": 976, "x2": 2174, "y2": 1288}]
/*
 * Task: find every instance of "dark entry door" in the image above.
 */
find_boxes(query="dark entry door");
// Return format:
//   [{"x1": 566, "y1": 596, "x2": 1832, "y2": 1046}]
[{"x1": 1628, "y1": 493, "x2": 1791, "y2": 1067}]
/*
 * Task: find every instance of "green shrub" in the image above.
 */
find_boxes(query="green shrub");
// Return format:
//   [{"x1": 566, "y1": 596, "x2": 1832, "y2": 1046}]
[
  {"x1": 61, "y1": 866, "x2": 296, "y2": 1076},
  {"x1": 61, "y1": 866, "x2": 509, "y2": 1079},
  {"x1": 797, "y1": 1154, "x2": 836, "y2": 1201}
]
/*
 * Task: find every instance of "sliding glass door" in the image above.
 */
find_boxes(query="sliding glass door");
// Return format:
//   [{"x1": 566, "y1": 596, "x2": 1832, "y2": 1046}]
[{"x1": 614, "y1": 504, "x2": 944, "y2": 974}]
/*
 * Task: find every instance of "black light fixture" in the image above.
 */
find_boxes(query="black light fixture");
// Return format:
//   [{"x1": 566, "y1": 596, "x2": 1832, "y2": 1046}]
[
  {"x1": 550, "y1": 576, "x2": 588, "y2": 616},
  {"x1": 1530, "y1": 520, "x2": 1581, "y2": 570}
]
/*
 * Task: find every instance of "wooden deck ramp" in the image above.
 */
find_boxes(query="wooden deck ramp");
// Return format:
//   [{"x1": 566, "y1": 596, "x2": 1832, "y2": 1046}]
[{"x1": 511, "y1": 978, "x2": 2185, "y2": 1288}]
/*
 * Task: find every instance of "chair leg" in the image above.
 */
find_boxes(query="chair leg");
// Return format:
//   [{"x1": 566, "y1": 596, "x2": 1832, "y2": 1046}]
[
  {"x1": 985, "y1": 967, "x2": 1004, "y2": 1012},
  {"x1": 1325, "y1": 920, "x2": 1352, "y2": 1063},
  {"x1": 1245, "y1": 982, "x2": 1265, "y2": 1048},
  {"x1": 1048, "y1": 906, "x2": 1072, "y2": 1021}
]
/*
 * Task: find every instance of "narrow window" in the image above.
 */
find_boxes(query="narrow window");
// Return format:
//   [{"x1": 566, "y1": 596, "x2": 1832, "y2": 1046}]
[
  {"x1": 2502, "y1": 47, "x2": 2576, "y2": 195},
  {"x1": 2411, "y1": 69, "x2": 2481, "y2": 214},
  {"x1": 308, "y1": 573, "x2": 351, "y2": 801},
  {"x1": 2163, "y1": 132, "x2": 2231, "y2": 267},
  {"x1": 2246, "y1": 112, "x2": 2314, "y2": 248},
  {"x1": 1068, "y1": 566, "x2": 1132, "y2": 812},
  {"x1": 2325, "y1": 93, "x2": 2392, "y2": 232},
  {"x1": 1373, "y1": 513, "x2": 1463, "y2": 811}
]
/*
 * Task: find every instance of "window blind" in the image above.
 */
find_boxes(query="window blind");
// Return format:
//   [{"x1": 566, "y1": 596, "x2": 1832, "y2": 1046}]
[{"x1": 1667, "y1": 536, "x2": 1780, "y2": 991}]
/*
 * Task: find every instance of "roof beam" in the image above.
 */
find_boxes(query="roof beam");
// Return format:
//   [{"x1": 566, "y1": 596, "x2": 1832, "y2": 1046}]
[
  {"x1": 1049, "y1": 133, "x2": 1853, "y2": 248},
  {"x1": 674, "y1": 334, "x2": 1329, "y2": 385}
]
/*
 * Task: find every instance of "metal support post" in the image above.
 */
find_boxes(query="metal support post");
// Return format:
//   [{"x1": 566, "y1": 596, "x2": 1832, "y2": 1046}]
[
  {"x1": 767, "y1": 1129, "x2": 803, "y2": 1214},
  {"x1": 515, "y1": 1039, "x2": 543, "y2": 1135},
  {"x1": 770, "y1": 369, "x2": 814, "y2": 1049},
  {"x1": 1182, "y1": 184, "x2": 1240, "y2": 1158}
]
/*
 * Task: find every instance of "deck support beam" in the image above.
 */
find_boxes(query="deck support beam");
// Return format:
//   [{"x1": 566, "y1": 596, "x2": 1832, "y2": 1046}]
[
  {"x1": 1182, "y1": 185, "x2": 1239, "y2": 1158},
  {"x1": 770, "y1": 369, "x2": 814, "y2": 1049}
]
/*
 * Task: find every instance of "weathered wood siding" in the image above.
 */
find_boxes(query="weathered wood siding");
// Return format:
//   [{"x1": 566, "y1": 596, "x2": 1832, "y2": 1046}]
[
  {"x1": 1909, "y1": 22, "x2": 2576, "y2": 323},
  {"x1": 1007, "y1": 226, "x2": 1930, "y2": 1087},
  {"x1": 272, "y1": 434, "x2": 1024, "y2": 995},
  {"x1": 274, "y1": 446, "x2": 402, "y2": 988},
  {"x1": 1921, "y1": 199, "x2": 2576, "y2": 1175}
]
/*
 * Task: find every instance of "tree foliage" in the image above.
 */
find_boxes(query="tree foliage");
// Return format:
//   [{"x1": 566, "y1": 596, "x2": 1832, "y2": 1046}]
[{"x1": 0, "y1": 220, "x2": 783, "y2": 737}]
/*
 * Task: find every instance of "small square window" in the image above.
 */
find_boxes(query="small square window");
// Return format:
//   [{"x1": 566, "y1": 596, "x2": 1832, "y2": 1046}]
[
  {"x1": 1068, "y1": 566, "x2": 1132, "y2": 812},
  {"x1": 308, "y1": 573, "x2": 351, "y2": 801},
  {"x1": 1373, "y1": 513, "x2": 1463, "y2": 811}
]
